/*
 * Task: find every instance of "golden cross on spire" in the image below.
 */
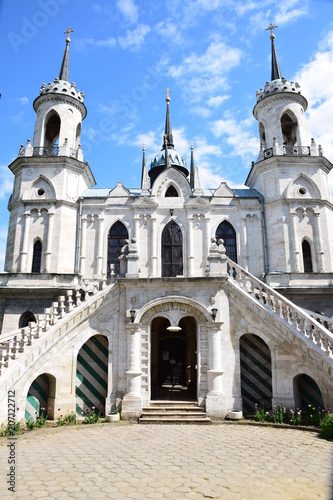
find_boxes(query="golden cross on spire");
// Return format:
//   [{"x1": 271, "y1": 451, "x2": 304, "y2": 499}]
[
  {"x1": 142, "y1": 143, "x2": 145, "y2": 151},
  {"x1": 266, "y1": 23, "x2": 278, "y2": 40},
  {"x1": 191, "y1": 141, "x2": 194, "y2": 149},
  {"x1": 164, "y1": 87, "x2": 171, "y2": 102},
  {"x1": 64, "y1": 26, "x2": 74, "y2": 44}
]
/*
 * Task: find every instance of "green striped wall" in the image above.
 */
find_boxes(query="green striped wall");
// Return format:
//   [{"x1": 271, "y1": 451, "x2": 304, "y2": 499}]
[
  {"x1": 25, "y1": 374, "x2": 49, "y2": 420},
  {"x1": 297, "y1": 374, "x2": 325, "y2": 410},
  {"x1": 240, "y1": 334, "x2": 272, "y2": 413},
  {"x1": 75, "y1": 335, "x2": 108, "y2": 417}
]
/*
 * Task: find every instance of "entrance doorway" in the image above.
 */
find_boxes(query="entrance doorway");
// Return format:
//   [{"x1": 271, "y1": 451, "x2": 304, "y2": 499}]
[{"x1": 151, "y1": 316, "x2": 197, "y2": 401}]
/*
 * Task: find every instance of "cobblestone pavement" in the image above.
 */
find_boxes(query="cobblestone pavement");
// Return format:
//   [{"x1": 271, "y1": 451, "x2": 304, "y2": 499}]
[{"x1": 0, "y1": 422, "x2": 332, "y2": 499}]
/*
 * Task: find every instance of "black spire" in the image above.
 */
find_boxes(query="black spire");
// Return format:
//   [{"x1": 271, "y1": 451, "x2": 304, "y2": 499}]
[
  {"x1": 162, "y1": 88, "x2": 174, "y2": 149},
  {"x1": 266, "y1": 23, "x2": 281, "y2": 81},
  {"x1": 190, "y1": 143, "x2": 195, "y2": 189},
  {"x1": 59, "y1": 27, "x2": 74, "y2": 82}
]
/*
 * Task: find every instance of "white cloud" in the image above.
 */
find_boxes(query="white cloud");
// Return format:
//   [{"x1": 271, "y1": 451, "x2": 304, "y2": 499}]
[
  {"x1": 0, "y1": 165, "x2": 13, "y2": 200},
  {"x1": 212, "y1": 115, "x2": 258, "y2": 160},
  {"x1": 134, "y1": 130, "x2": 161, "y2": 156},
  {"x1": 116, "y1": 0, "x2": 138, "y2": 24},
  {"x1": 207, "y1": 95, "x2": 230, "y2": 108},
  {"x1": 18, "y1": 97, "x2": 29, "y2": 105},
  {"x1": 118, "y1": 24, "x2": 151, "y2": 50},
  {"x1": 76, "y1": 37, "x2": 116, "y2": 50},
  {"x1": 155, "y1": 20, "x2": 185, "y2": 45}
]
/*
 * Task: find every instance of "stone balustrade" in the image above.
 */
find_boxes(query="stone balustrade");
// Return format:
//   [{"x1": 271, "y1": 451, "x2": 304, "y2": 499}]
[
  {"x1": 227, "y1": 258, "x2": 333, "y2": 360},
  {"x1": 0, "y1": 277, "x2": 112, "y2": 377}
]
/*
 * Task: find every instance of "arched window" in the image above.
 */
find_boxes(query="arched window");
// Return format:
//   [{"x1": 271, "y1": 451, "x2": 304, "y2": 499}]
[
  {"x1": 216, "y1": 221, "x2": 237, "y2": 263},
  {"x1": 281, "y1": 113, "x2": 297, "y2": 147},
  {"x1": 302, "y1": 240, "x2": 313, "y2": 273},
  {"x1": 162, "y1": 220, "x2": 183, "y2": 277},
  {"x1": 165, "y1": 185, "x2": 178, "y2": 197},
  {"x1": 107, "y1": 221, "x2": 128, "y2": 277},
  {"x1": 44, "y1": 111, "x2": 60, "y2": 152},
  {"x1": 19, "y1": 311, "x2": 36, "y2": 328},
  {"x1": 32, "y1": 240, "x2": 42, "y2": 273}
]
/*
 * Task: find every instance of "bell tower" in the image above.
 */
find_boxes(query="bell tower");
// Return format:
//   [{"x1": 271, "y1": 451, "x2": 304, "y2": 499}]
[{"x1": 31, "y1": 27, "x2": 86, "y2": 159}]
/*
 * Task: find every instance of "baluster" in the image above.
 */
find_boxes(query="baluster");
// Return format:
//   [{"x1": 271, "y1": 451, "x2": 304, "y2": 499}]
[
  {"x1": 101, "y1": 272, "x2": 107, "y2": 290},
  {"x1": 298, "y1": 316, "x2": 305, "y2": 335},
  {"x1": 110, "y1": 264, "x2": 115, "y2": 283},
  {"x1": 304, "y1": 320, "x2": 312, "y2": 338},
  {"x1": 93, "y1": 280, "x2": 98, "y2": 295},
  {"x1": 58, "y1": 296, "x2": 66, "y2": 318},
  {"x1": 35, "y1": 314, "x2": 44, "y2": 338},
  {"x1": 44, "y1": 308, "x2": 51, "y2": 331},
  {"x1": 51, "y1": 302, "x2": 59, "y2": 324},
  {"x1": 67, "y1": 290, "x2": 74, "y2": 312},
  {"x1": 75, "y1": 288, "x2": 82, "y2": 307},
  {"x1": 11, "y1": 336, "x2": 18, "y2": 359}
]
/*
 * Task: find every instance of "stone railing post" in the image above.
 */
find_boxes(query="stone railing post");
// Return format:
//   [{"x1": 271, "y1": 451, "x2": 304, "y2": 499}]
[{"x1": 122, "y1": 322, "x2": 143, "y2": 420}]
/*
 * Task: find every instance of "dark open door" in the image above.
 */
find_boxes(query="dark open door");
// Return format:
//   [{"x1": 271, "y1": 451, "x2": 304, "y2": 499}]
[{"x1": 162, "y1": 220, "x2": 183, "y2": 277}]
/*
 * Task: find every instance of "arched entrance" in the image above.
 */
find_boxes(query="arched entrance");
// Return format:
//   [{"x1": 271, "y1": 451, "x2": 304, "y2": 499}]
[
  {"x1": 151, "y1": 316, "x2": 197, "y2": 401},
  {"x1": 293, "y1": 374, "x2": 325, "y2": 411},
  {"x1": 240, "y1": 334, "x2": 272, "y2": 413},
  {"x1": 25, "y1": 373, "x2": 56, "y2": 420}
]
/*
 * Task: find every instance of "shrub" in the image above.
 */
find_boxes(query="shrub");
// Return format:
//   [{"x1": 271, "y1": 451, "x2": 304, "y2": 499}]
[{"x1": 320, "y1": 413, "x2": 333, "y2": 440}]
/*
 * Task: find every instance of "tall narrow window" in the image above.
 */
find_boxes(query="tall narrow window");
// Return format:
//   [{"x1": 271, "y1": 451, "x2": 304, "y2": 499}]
[
  {"x1": 281, "y1": 113, "x2": 297, "y2": 147},
  {"x1": 162, "y1": 220, "x2": 183, "y2": 277},
  {"x1": 216, "y1": 221, "x2": 237, "y2": 263},
  {"x1": 107, "y1": 221, "x2": 128, "y2": 277},
  {"x1": 302, "y1": 240, "x2": 313, "y2": 273},
  {"x1": 165, "y1": 185, "x2": 178, "y2": 197},
  {"x1": 32, "y1": 240, "x2": 42, "y2": 273}
]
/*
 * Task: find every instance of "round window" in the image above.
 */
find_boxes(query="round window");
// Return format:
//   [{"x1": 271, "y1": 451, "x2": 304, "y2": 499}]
[
  {"x1": 37, "y1": 188, "x2": 45, "y2": 196},
  {"x1": 298, "y1": 187, "x2": 307, "y2": 196}
]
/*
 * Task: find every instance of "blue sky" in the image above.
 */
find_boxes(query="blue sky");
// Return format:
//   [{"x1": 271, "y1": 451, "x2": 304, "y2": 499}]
[{"x1": 1, "y1": 0, "x2": 333, "y2": 271}]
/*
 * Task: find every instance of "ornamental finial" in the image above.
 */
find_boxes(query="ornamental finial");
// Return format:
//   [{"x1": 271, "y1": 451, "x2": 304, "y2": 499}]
[
  {"x1": 266, "y1": 23, "x2": 278, "y2": 40},
  {"x1": 164, "y1": 87, "x2": 171, "y2": 103},
  {"x1": 64, "y1": 26, "x2": 74, "y2": 44}
]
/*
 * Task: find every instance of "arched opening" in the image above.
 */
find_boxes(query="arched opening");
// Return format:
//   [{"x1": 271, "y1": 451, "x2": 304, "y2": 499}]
[
  {"x1": 240, "y1": 334, "x2": 272, "y2": 414},
  {"x1": 165, "y1": 185, "x2": 178, "y2": 197},
  {"x1": 281, "y1": 112, "x2": 298, "y2": 147},
  {"x1": 31, "y1": 240, "x2": 42, "y2": 273},
  {"x1": 151, "y1": 316, "x2": 197, "y2": 401},
  {"x1": 44, "y1": 111, "x2": 60, "y2": 151},
  {"x1": 75, "y1": 335, "x2": 108, "y2": 417},
  {"x1": 19, "y1": 311, "x2": 36, "y2": 328},
  {"x1": 259, "y1": 122, "x2": 267, "y2": 149},
  {"x1": 25, "y1": 373, "x2": 56, "y2": 420},
  {"x1": 302, "y1": 240, "x2": 313, "y2": 272},
  {"x1": 161, "y1": 220, "x2": 183, "y2": 277},
  {"x1": 293, "y1": 374, "x2": 325, "y2": 412},
  {"x1": 215, "y1": 220, "x2": 237, "y2": 263},
  {"x1": 75, "y1": 122, "x2": 81, "y2": 149},
  {"x1": 107, "y1": 221, "x2": 128, "y2": 277}
]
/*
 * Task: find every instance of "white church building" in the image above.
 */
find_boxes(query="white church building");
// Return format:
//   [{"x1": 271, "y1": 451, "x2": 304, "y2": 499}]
[{"x1": 0, "y1": 28, "x2": 332, "y2": 423}]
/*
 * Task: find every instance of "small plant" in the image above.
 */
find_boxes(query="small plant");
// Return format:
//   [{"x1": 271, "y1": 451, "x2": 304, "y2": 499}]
[
  {"x1": 320, "y1": 413, "x2": 333, "y2": 440},
  {"x1": 64, "y1": 411, "x2": 77, "y2": 425},
  {"x1": 84, "y1": 406, "x2": 101, "y2": 424},
  {"x1": 35, "y1": 408, "x2": 48, "y2": 428},
  {"x1": 289, "y1": 409, "x2": 302, "y2": 425},
  {"x1": 25, "y1": 419, "x2": 36, "y2": 431},
  {"x1": 272, "y1": 404, "x2": 287, "y2": 424},
  {"x1": 0, "y1": 421, "x2": 22, "y2": 437},
  {"x1": 254, "y1": 403, "x2": 269, "y2": 422}
]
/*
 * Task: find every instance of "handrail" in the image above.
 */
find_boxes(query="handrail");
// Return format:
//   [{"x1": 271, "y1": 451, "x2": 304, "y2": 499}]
[{"x1": 227, "y1": 258, "x2": 333, "y2": 360}]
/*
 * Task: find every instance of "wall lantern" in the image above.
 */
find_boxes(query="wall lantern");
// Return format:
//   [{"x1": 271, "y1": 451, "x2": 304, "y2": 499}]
[
  {"x1": 211, "y1": 308, "x2": 218, "y2": 321},
  {"x1": 130, "y1": 309, "x2": 136, "y2": 323}
]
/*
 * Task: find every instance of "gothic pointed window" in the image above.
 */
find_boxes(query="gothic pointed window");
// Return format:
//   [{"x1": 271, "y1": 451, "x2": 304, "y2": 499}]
[
  {"x1": 281, "y1": 113, "x2": 298, "y2": 147},
  {"x1": 162, "y1": 220, "x2": 183, "y2": 277},
  {"x1": 44, "y1": 111, "x2": 60, "y2": 154},
  {"x1": 32, "y1": 240, "x2": 42, "y2": 273},
  {"x1": 302, "y1": 240, "x2": 313, "y2": 273},
  {"x1": 165, "y1": 185, "x2": 178, "y2": 197},
  {"x1": 216, "y1": 221, "x2": 237, "y2": 263},
  {"x1": 107, "y1": 221, "x2": 128, "y2": 277}
]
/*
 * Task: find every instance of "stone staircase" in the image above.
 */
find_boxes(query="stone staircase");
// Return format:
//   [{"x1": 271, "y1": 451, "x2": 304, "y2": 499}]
[{"x1": 139, "y1": 401, "x2": 211, "y2": 424}]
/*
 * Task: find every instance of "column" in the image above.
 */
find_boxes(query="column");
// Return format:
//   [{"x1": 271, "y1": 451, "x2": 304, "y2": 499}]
[
  {"x1": 122, "y1": 323, "x2": 143, "y2": 420},
  {"x1": 79, "y1": 216, "x2": 87, "y2": 277},
  {"x1": 205, "y1": 321, "x2": 226, "y2": 417},
  {"x1": 133, "y1": 215, "x2": 140, "y2": 242},
  {"x1": 187, "y1": 215, "x2": 194, "y2": 276},
  {"x1": 204, "y1": 216, "x2": 211, "y2": 269},
  {"x1": 19, "y1": 212, "x2": 31, "y2": 272},
  {"x1": 96, "y1": 214, "x2": 105, "y2": 276},
  {"x1": 150, "y1": 217, "x2": 157, "y2": 277},
  {"x1": 290, "y1": 212, "x2": 301, "y2": 272},
  {"x1": 314, "y1": 213, "x2": 324, "y2": 272},
  {"x1": 241, "y1": 216, "x2": 249, "y2": 270},
  {"x1": 44, "y1": 210, "x2": 54, "y2": 272}
]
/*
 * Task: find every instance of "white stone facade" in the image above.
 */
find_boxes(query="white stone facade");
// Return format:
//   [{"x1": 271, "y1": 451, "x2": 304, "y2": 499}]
[{"x1": 0, "y1": 37, "x2": 333, "y2": 424}]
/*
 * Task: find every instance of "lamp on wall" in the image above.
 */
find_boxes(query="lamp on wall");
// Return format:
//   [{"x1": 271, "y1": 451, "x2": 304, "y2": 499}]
[
  {"x1": 130, "y1": 309, "x2": 136, "y2": 323},
  {"x1": 211, "y1": 308, "x2": 218, "y2": 321},
  {"x1": 170, "y1": 209, "x2": 174, "y2": 216}
]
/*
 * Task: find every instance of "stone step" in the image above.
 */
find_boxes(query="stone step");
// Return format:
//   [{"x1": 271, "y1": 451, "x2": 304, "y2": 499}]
[
  {"x1": 139, "y1": 416, "x2": 211, "y2": 425},
  {"x1": 141, "y1": 411, "x2": 207, "y2": 417},
  {"x1": 139, "y1": 401, "x2": 211, "y2": 424},
  {"x1": 149, "y1": 401, "x2": 199, "y2": 407}
]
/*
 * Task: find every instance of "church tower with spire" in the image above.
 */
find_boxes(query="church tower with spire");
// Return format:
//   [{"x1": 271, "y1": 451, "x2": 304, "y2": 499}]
[
  {"x1": 246, "y1": 25, "x2": 333, "y2": 308},
  {"x1": 4, "y1": 29, "x2": 95, "y2": 287}
]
